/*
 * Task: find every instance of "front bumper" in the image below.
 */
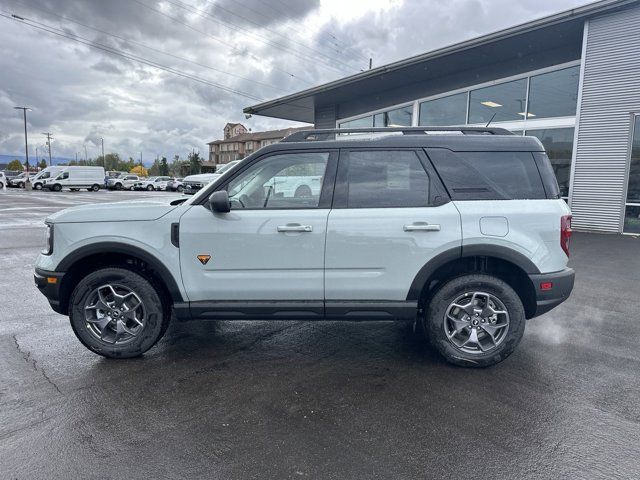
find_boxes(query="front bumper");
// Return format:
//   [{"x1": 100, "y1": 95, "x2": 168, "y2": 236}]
[
  {"x1": 528, "y1": 267, "x2": 575, "y2": 318},
  {"x1": 34, "y1": 268, "x2": 66, "y2": 314}
]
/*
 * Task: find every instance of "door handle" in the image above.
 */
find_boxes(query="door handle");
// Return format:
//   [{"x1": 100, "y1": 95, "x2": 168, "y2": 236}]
[
  {"x1": 403, "y1": 222, "x2": 441, "y2": 232},
  {"x1": 277, "y1": 224, "x2": 313, "y2": 233}
]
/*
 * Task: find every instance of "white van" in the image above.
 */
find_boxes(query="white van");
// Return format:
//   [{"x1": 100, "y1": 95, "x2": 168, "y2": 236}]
[
  {"x1": 43, "y1": 166, "x2": 106, "y2": 192},
  {"x1": 31, "y1": 166, "x2": 65, "y2": 190}
]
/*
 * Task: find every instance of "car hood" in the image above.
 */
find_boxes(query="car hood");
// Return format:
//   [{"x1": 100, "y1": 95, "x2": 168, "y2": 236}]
[
  {"x1": 184, "y1": 173, "x2": 220, "y2": 182},
  {"x1": 46, "y1": 198, "x2": 183, "y2": 223}
]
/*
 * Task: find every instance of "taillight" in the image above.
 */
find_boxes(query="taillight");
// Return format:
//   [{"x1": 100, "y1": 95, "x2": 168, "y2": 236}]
[{"x1": 561, "y1": 215, "x2": 572, "y2": 257}]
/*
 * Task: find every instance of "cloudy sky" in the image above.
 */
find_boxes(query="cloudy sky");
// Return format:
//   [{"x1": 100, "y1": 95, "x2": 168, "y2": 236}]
[{"x1": 0, "y1": 0, "x2": 591, "y2": 162}]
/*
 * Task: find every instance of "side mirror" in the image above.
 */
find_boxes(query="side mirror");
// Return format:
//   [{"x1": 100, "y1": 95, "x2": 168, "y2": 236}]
[{"x1": 208, "y1": 190, "x2": 231, "y2": 213}]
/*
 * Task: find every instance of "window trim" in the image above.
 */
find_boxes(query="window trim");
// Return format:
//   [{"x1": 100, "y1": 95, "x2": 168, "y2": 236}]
[
  {"x1": 199, "y1": 148, "x2": 339, "y2": 210},
  {"x1": 332, "y1": 148, "x2": 449, "y2": 209}
]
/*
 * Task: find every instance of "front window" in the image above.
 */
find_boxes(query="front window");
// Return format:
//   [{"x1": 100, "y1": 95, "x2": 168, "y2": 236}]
[{"x1": 227, "y1": 152, "x2": 329, "y2": 209}]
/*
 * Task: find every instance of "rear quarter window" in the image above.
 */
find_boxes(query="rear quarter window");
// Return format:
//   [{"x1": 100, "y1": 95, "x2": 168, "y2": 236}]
[{"x1": 426, "y1": 149, "x2": 547, "y2": 200}]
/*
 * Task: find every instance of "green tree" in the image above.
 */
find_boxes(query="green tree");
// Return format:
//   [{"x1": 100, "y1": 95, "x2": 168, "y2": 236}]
[
  {"x1": 38, "y1": 159, "x2": 47, "y2": 170},
  {"x1": 159, "y1": 156, "x2": 169, "y2": 176},
  {"x1": 148, "y1": 158, "x2": 161, "y2": 176},
  {"x1": 188, "y1": 151, "x2": 202, "y2": 175},
  {"x1": 7, "y1": 159, "x2": 23, "y2": 171}
]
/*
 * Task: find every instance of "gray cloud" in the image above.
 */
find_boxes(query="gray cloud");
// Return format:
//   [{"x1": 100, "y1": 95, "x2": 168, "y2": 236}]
[{"x1": 1, "y1": 0, "x2": 590, "y2": 162}]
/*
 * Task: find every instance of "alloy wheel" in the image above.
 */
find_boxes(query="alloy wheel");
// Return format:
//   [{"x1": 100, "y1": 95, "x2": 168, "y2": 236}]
[
  {"x1": 443, "y1": 291, "x2": 510, "y2": 354},
  {"x1": 84, "y1": 284, "x2": 146, "y2": 344}
]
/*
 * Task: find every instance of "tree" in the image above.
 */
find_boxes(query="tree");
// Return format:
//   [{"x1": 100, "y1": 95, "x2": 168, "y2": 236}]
[
  {"x1": 159, "y1": 156, "x2": 169, "y2": 176},
  {"x1": 188, "y1": 151, "x2": 202, "y2": 175},
  {"x1": 130, "y1": 165, "x2": 148, "y2": 177},
  {"x1": 148, "y1": 158, "x2": 161, "y2": 176},
  {"x1": 38, "y1": 159, "x2": 47, "y2": 170},
  {"x1": 7, "y1": 159, "x2": 23, "y2": 171}
]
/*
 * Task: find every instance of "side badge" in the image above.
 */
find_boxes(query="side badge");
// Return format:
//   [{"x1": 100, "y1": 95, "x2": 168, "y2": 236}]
[{"x1": 197, "y1": 254, "x2": 211, "y2": 265}]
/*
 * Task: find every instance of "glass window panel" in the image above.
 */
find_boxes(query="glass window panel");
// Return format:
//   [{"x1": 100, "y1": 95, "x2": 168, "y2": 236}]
[
  {"x1": 338, "y1": 116, "x2": 373, "y2": 129},
  {"x1": 526, "y1": 127, "x2": 574, "y2": 197},
  {"x1": 227, "y1": 152, "x2": 328, "y2": 209},
  {"x1": 419, "y1": 92, "x2": 467, "y2": 126},
  {"x1": 468, "y1": 79, "x2": 527, "y2": 124},
  {"x1": 384, "y1": 106, "x2": 413, "y2": 127},
  {"x1": 626, "y1": 116, "x2": 640, "y2": 202},
  {"x1": 527, "y1": 66, "x2": 579, "y2": 119},
  {"x1": 345, "y1": 150, "x2": 430, "y2": 208},
  {"x1": 624, "y1": 206, "x2": 640, "y2": 234}
]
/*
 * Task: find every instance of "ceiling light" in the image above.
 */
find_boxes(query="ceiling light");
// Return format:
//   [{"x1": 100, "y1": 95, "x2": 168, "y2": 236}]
[
  {"x1": 517, "y1": 112, "x2": 536, "y2": 118},
  {"x1": 481, "y1": 101, "x2": 502, "y2": 108}
]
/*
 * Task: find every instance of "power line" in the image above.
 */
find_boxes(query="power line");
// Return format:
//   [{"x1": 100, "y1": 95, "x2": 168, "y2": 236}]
[
  {"x1": 1, "y1": 12, "x2": 266, "y2": 102},
  {"x1": 129, "y1": 0, "x2": 316, "y2": 86},
  {"x1": 7, "y1": 0, "x2": 288, "y2": 94},
  {"x1": 253, "y1": 0, "x2": 369, "y2": 63},
  {"x1": 163, "y1": 0, "x2": 356, "y2": 76},
  {"x1": 192, "y1": 0, "x2": 365, "y2": 70}
]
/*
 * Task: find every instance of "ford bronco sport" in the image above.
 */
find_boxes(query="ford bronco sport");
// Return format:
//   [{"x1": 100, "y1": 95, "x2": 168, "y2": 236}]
[{"x1": 34, "y1": 127, "x2": 574, "y2": 367}]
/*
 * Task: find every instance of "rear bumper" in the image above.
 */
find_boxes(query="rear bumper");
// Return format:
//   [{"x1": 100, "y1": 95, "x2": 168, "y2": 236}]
[
  {"x1": 34, "y1": 268, "x2": 66, "y2": 314},
  {"x1": 528, "y1": 267, "x2": 575, "y2": 318}
]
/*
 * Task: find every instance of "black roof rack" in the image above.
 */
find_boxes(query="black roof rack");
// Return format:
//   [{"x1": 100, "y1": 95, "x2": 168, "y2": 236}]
[{"x1": 282, "y1": 126, "x2": 513, "y2": 143}]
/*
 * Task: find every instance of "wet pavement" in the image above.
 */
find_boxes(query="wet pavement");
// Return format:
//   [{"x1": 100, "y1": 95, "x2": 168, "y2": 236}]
[{"x1": 1, "y1": 189, "x2": 640, "y2": 479}]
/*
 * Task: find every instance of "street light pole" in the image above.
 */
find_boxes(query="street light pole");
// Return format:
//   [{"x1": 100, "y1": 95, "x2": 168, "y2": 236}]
[
  {"x1": 84, "y1": 145, "x2": 88, "y2": 162},
  {"x1": 14, "y1": 106, "x2": 32, "y2": 190},
  {"x1": 100, "y1": 137, "x2": 105, "y2": 168}
]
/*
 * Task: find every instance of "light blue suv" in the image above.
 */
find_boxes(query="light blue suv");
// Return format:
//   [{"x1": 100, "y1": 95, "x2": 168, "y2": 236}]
[{"x1": 34, "y1": 127, "x2": 574, "y2": 367}]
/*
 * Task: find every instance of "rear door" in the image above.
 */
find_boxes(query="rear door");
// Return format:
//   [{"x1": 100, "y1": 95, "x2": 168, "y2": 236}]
[{"x1": 325, "y1": 148, "x2": 461, "y2": 313}]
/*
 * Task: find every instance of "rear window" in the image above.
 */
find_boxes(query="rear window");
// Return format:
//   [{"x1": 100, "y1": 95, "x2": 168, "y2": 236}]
[{"x1": 426, "y1": 149, "x2": 546, "y2": 200}]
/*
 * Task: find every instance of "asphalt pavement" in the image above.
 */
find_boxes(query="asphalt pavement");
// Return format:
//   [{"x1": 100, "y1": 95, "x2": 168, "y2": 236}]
[{"x1": 1, "y1": 188, "x2": 639, "y2": 479}]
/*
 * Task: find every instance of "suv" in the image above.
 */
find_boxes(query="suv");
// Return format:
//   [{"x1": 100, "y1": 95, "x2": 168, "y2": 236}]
[
  {"x1": 133, "y1": 176, "x2": 173, "y2": 191},
  {"x1": 34, "y1": 127, "x2": 574, "y2": 367},
  {"x1": 107, "y1": 174, "x2": 140, "y2": 191}
]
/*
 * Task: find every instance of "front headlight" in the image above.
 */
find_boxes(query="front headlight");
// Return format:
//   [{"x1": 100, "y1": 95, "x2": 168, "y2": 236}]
[{"x1": 42, "y1": 223, "x2": 53, "y2": 255}]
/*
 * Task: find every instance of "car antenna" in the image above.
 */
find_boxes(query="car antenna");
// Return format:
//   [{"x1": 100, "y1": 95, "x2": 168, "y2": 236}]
[{"x1": 485, "y1": 112, "x2": 497, "y2": 127}]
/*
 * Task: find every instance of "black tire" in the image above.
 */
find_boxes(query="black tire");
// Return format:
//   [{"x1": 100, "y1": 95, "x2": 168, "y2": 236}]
[
  {"x1": 90, "y1": 184, "x2": 100, "y2": 191},
  {"x1": 34, "y1": 183, "x2": 42, "y2": 190},
  {"x1": 69, "y1": 267, "x2": 170, "y2": 359},
  {"x1": 177, "y1": 185, "x2": 184, "y2": 192},
  {"x1": 423, "y1": 274, "x2": 525, "y2": 368},
  {"x1": 53, "y1": 184, "x2": 62, "y2": 192},
  {"x1": 146, "y1": 184, "x2": 154, "y2": 191},
  {"x1": 115, "y1": 183, "x2": 123, "y2": 190}
]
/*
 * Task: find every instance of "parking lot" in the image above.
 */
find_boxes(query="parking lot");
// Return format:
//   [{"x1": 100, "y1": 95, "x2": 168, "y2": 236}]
[{"x1": 1, "y1": 188, "x2": 639, "y2": 479}]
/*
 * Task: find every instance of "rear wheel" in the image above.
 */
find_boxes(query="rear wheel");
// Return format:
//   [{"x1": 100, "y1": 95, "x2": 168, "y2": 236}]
[
  {"x1": 115, "y1": 183, "x2": 123, "y2": 190},
  {"x1": 69, "y1": 268, "x2": 170, "y2": 358},
  {"x1": 146, "y1": 185, "x2": 154, "y2": 191},
  {"x1": 177, "y1": 185, "x2": 184, "y2": 192},
  {"x1": 90, "y1": 184, "x2": 100, "y2": 191},
  {"x1": 422, "y1": 274, "x2": 525, "y2": 367},
  {"x1": 53, "y1": 184, "x2": 62, "y2": 192}
]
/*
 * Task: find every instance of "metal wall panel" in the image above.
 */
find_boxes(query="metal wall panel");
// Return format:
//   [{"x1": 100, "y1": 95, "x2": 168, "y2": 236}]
[
  {"x1": 571, "y1": 4, "x2": 640, "y2": 232},
  {"x1": 314, "y1": 104, "x2": 337, "y2": 129}
]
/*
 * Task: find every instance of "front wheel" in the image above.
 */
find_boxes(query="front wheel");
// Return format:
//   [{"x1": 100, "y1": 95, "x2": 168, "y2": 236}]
[
  {"x1": 422, "y1": 274, "x2": 525, "y2": 368},
  {"x1": 34, "y1": 183, "x2": 42, "y2": 190},
  {"x1": 177, "y1": 185, "x2": 184, "y2": 192},
  {"x1": 146, "y1": 185, "x2": 154, "y2": 191},
  {"x1": 69, "y1": 267, "x2": 170, "y2": 358}
]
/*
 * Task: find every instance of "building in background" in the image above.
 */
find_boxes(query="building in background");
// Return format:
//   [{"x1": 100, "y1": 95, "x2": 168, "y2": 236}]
[
  {"x1": 244, "y1": 0, "x2": 640, "y2": 234},
  {"x1": 205, "y1": 124, "x2": 310, "y2": 170}
]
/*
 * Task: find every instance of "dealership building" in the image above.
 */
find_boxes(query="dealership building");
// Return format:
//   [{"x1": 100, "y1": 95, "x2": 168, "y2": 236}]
[{"x1": 245, "y1": 0, "x2": 640, "y2": 234}]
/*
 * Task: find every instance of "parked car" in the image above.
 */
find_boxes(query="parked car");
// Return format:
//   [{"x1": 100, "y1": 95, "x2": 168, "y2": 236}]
[
  {"x1": 30, "y1": 166, "x2": 65, "y2": 190},
  {"x1": 2, "y1": 170, "x2": 22, "y2": 184},
  {"x1": 0, "y1": 171, "x2": 6, "y2": 189},
  {"x1": 107, "y1": 174, "x2": 140, "y2": 191},
  {"x1": 8, "y1": 172, "x2": 28, "y2": 188},
  {"x1": 183, "y1": 160, "x2": 241, "y2": 194},
  {"x1": 34, "y1": 127, "x2": 574, "y2": 367},
  {"x1": 166, "y1": 178, "x2": 184, "y2": 192},
  {"x1": 42, "y1": 166, "x2": 106, "y2": 192},
  {"x1": 133, "y1": 176, "x2": 173, "y2": 191}
]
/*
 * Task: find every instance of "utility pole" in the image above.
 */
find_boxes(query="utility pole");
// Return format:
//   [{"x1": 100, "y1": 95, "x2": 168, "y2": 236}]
[
  {"x1": 139, "y1": 152, "x2": 143, "y2": 168},
  {"x1": 369, "y1": 57, "x2": 372, "y2": 70},
  {"x1": 75, "y1": 152, "x2": 78, "y2": 163},
  {"x1": 84, "y1": 145, "x2": 88, "y2": 162},
  {"x1": 100, "y1": 137, "x2": 105, "y2": 168},
  {"x1": 14, "y1": 106, "x2": 32, "y2": 190},
  {"x1": 42, "y1": 132, "x2": 53, "y2": 166},
  {"x1": 36, "y1": 146, "x2": 39, "y2": 167}
]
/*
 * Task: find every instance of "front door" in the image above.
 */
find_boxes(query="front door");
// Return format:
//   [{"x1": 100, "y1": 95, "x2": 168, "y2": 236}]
[
  {"x1": 325, "y1": 148, "x2": 461, "y2": 311},
  {"x1": 179, "y1": 150, "x2": 337, "y2": 307}
]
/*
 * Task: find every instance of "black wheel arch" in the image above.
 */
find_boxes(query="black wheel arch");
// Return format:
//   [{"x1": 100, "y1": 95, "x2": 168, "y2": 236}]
[
  {"x1": 56, "y1": 242, "x2": 184, "y2": 315},
  {"x1": 408, "y1": 244, "x2": 539, "y2": 319}
]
